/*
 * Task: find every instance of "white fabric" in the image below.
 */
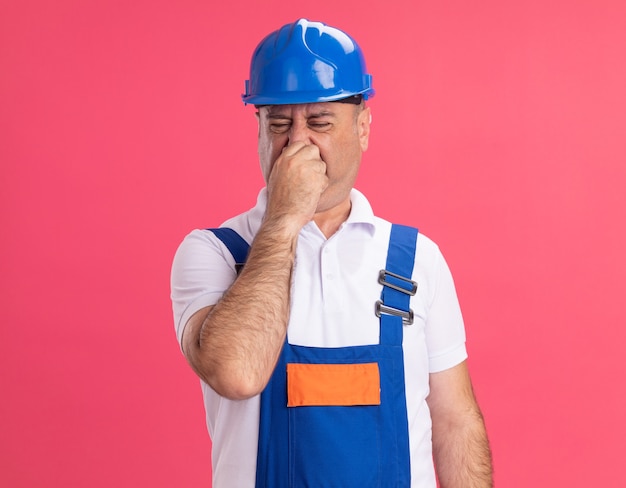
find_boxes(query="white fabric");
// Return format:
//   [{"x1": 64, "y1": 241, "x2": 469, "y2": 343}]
[{"x1": 171, "y1": 188, "x2": 468, "y2": 488}]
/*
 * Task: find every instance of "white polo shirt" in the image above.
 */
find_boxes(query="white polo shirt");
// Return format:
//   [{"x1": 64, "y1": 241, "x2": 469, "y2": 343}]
[{"x1": 171, "y1": 188, "x2": 468, "y2": 488}]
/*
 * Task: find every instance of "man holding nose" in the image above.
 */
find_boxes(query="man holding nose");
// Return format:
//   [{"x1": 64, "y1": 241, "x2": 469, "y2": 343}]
[{"x1": 171, "y1": 18, "x2": 492, "y2": 488}]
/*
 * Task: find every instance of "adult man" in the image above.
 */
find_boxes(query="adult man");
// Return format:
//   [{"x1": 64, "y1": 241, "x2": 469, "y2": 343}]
[{"x1": 171, "y1": 18, "x2": 492, "y2": 487}]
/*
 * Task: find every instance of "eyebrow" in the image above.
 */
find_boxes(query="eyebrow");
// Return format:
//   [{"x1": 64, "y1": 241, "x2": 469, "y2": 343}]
[
  {"x1": 265, "y1": 110, "x2": 337, "y2": 120},
  {"x1": 266, "y1": 113, "x2": 291, "y2": 120}
]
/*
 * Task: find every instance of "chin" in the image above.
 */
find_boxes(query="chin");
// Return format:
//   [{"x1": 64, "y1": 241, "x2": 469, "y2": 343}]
[{"x1": 315, "y1": 193, "x2": 351, "y2": 216}]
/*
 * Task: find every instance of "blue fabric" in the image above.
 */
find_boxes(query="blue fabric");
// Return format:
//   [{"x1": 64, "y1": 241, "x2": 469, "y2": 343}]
[
  {"x1": 258, "y1": 342, "x2": 408, "y2": 487},
  {"x1": 209, "y1": 227, "x2": 249, "y2": 267},
  {"x1": 379, "y1": 225, "x2": 419, "y2": 345},
  {"x1": 210, "y1": 225, "x2": 418, "y2": 487}
]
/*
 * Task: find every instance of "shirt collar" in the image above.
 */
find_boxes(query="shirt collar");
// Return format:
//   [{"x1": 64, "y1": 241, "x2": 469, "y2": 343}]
[
  {"x1": 345, "y1": 188, "x2": 376, "y2": 235},
  {"x1": 249, "y1": 187, "x2": 376, "y2": 236}
]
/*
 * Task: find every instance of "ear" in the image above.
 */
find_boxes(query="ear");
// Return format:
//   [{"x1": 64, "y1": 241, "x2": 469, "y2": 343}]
[
  {"x1": 357, "y1": 106, "x2": 371, "y2": 152},
  {"x1": 255, "y1": 110, "x2": 261, "y2": 138}
]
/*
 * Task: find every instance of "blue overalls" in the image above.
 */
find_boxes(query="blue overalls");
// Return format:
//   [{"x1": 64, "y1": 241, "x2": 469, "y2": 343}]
[{"x1": 210, "y1": 224, "x2": 418, "y2": 488}]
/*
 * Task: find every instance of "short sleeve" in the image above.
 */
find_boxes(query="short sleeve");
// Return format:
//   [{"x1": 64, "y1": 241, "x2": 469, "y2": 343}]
[
  {"x1": 424, "y1": 247, "x2": 468, "y2": 373},
  {"x1": 170, "y1": 229, "x2": 239, "y2": 348}
]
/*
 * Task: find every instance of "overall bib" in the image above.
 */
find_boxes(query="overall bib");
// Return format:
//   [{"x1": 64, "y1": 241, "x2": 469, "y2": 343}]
[{"x1": 210, "y1": 224, "x2": 418, "y2": 488}]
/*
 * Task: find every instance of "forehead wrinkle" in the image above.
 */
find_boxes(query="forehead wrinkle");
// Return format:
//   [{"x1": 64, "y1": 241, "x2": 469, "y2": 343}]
[{"x1": 307, "y1": 110, "x2": 336, "y2": 119}]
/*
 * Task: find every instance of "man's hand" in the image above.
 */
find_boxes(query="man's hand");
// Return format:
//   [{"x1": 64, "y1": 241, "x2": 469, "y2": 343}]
[
  {"x1": 265, "y1": 141, "x2": 328, "y2": 233},
  {"x1": 182, "y1": 143, "x2": 329, "y2": 399}
]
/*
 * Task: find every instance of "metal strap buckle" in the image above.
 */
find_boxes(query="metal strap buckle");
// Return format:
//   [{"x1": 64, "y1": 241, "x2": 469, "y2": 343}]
[
  {"x1": 375, "y1": 300, "x2": 414, "y2": 325},
  {"x1": 378, "y1": 269, "x2": 417, "y2": 296}
]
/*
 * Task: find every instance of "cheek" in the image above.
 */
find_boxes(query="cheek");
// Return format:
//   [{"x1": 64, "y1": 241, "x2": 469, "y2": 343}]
[
  {"x1": 326, "y1": 135, "x2": 361, "y2": 168},
  {"x1": 257, "y1": 134, "x2": 271, "y2": 180},
  {"x1": 258, "y1": 133, "x2": 285, "y2": 181}
]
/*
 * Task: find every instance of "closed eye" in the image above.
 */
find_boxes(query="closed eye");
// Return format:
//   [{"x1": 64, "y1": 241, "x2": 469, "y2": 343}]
[
  {"x1": 308, "y1": 122, "x2": 331, "y2": 131},
  {"x1": 270, "y1": 123, "x2": 291, "y2": 134}
]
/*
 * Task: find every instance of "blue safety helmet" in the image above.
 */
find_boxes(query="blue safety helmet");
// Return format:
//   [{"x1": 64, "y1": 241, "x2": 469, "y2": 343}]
[{"x1": 242, "y1": 19, "x2": 375, "y2": 105}]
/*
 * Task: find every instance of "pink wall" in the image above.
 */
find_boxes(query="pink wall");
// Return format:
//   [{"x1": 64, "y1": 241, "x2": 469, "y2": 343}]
[{"x1": 2, "y1": 1, "x2": 625, "y2": 486}]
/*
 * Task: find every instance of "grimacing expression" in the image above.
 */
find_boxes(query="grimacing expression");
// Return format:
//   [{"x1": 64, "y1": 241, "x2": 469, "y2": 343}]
[{"x1": 256, "y1": 101, "x2": 371, "y2": 214}]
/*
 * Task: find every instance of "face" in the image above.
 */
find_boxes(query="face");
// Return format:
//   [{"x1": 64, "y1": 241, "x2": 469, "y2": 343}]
[{"x1": 256, "y1": 101, "x2": 371, "y2": 215}]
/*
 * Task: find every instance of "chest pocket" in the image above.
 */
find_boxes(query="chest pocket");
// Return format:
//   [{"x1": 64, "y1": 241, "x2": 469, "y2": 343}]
[{"x1": 287, "y1": 362, "x2": 381, "y2": 407}]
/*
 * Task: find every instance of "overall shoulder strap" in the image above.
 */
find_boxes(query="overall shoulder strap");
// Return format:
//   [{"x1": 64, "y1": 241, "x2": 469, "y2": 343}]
[
  {"x1": 385, "y1": 224, "x2": 418, "y2": 285},
  {"x1": 208, "y1": 227, "x2": 250, "y2": 272},
  {"x1": 376, "y1": 224, "x2": 419, "y2": 345}
]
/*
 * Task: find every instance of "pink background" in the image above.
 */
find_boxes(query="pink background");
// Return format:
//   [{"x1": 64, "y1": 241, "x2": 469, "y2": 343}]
[{"x1": 2, "y1": 1, "x2": 625, "y2": 486}]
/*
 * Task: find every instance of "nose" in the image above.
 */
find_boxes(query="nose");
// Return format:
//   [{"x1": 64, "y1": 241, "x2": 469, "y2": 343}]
[{"x1": 287, "y1": 120, "x2": 311, "y2": 145}]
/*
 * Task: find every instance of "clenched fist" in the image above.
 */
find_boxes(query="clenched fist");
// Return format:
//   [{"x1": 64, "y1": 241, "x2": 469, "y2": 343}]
[{"x1": 264, "y1": 141, "x2": 329, "y2": 234}]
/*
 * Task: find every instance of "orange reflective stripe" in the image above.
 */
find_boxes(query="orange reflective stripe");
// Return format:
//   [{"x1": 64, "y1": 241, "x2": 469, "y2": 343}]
[{"x1": 286, "y1": 363, "x2": 381, "y2": 407}]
